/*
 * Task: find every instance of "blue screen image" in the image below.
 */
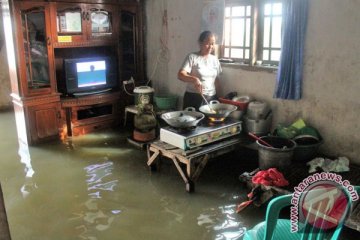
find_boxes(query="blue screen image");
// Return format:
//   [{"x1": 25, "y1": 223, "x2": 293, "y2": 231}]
[{"x1": 76, "y1": 60, "x2": 106, "y2": 88}]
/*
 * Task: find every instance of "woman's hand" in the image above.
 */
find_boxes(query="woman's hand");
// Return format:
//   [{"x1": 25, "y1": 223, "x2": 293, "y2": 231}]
[{"x1": 178, "y1": 69, "x2": 203, "y2": 93}]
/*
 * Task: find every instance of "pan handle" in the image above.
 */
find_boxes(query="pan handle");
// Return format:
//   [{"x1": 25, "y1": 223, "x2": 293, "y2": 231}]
[{"x1": 209, "y1": 100, "x2": 220, "y2": 105}]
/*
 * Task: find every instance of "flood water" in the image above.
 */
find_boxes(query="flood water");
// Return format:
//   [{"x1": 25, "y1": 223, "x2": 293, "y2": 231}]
[{"x1": 0, "y1": 110, "x2": 267, "y2": 240}]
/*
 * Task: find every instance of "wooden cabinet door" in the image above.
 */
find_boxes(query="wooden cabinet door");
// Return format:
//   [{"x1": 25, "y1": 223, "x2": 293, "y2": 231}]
[
  {"x1": 86, "y1": 4, "x2": 119, "y2": 42},
  {"x1": 119, "y1": 5, "x2": 144, "y2": 83},
  {"x1": 51, "y1": 3, "x2": 118, "y2": 47},
  {"x1": 51, "y1": 3, "x2": 87, "y2": 45},
  {"x1": 14, "y1": 1, "x2": 56, "y2": 97},
  {"x1": 27, "y1": 102, "x2": 61, "y2": 143}
]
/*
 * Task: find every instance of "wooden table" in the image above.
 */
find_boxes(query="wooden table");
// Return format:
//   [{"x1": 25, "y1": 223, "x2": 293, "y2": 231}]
[{"x1": 147, "y1": 138, "x2": 241, "y2": 192}]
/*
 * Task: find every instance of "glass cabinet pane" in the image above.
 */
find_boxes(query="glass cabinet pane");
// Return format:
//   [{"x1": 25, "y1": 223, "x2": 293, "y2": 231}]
[
  {"x1": 90, "y1": 9, "x2": 112, "y2": 35},
  {"x1": 21, "y1": 9, "x2": 50, "y2": 89},
  {"x1": 57, "y1": 7, "x2": 82, "y2": 33},
  {"x1": 120, "y1": 11, "x2": 136, "y2": 80}
]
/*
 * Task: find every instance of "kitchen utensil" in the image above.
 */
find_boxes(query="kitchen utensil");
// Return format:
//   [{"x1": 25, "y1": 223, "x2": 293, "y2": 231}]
[
  {"x1": 243, "y1": 112, "x2": 272, "y2": 136},
  {"x1": 293, "y1": 137, "x2": 323, "y2": 163},
  {"x1": 160, "y1": 107, "x2": 204, "y2": 128},
  {"x1": 199, "y1": 100, "x2": 237, "y2": 120},
  {"x1": 256, "y1": 136, "x2": 297, "y2": 170},
  {"x1": 248, "y1": 132, "x2": 273, "y2": 148},
  {"x1": 247, "y1": 101, "x2": 269, "y2": 119},
  {"x1": 200, "y1": 94, "x2": 216, "y2": 113}
]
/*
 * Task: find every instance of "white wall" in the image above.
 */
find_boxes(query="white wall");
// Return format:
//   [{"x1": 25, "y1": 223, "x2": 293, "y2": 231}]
[
  {"x1": 0, "y1": 34, "x2": 11, "y2": 109},
  {"x1": 145, "y1": 0, "x2": 360, "y2": 164}
]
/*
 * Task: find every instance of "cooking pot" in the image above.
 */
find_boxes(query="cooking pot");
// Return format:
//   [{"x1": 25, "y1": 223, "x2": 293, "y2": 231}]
[
  {"x1": 244, "y1": 111, "x2": 273, "y2": 135},
  {"x1": 199, "y1": 100, "x2": 237, "y2": 119},
  {"x1": 161, "y1": 107, "x2": 204, "y2": 128},
  {"x1": 247, "y1": 101, "x2": 270, "y2": 120}
]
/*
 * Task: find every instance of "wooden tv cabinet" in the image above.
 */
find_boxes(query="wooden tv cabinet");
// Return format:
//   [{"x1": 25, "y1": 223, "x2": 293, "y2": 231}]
[
  {"x1": 2, "y1": 0, "x2": 145, "y2": 144},
  {"x1": 60, "y1": 91, "x2": 121, "y2": 137}
]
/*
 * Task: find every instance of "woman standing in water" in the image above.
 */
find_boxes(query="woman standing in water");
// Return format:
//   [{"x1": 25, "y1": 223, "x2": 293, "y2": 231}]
[{"x1": 178, "y1": 31, "x2": 222, "y2": 110}]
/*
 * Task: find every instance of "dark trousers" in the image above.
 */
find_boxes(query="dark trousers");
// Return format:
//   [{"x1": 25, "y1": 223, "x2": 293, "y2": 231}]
[{"x1": 182, "y1": 91, "x2": 217, "y2": 110}]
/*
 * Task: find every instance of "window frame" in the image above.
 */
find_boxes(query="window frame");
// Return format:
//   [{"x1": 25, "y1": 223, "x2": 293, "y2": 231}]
[
  {"x1": 223, "y1": 0, "x2": 254, "y2": 64},
  {"x1": 221, "y1": 0, "x2": 283, "y2": 68}
]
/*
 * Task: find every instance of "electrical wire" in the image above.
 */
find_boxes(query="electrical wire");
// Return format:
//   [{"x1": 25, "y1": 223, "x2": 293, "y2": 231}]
[
  {"x1": 123, "y1": 77, "x2": 135, "y2": 96},
  {"x1": 146, "y1": 0, "x2": 170, "y2": 86}
]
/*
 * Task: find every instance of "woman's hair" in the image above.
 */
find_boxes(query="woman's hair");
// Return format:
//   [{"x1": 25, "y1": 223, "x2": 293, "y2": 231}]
[{"x1": 198, "y1": 31, "x2": 215, "y2": 44}]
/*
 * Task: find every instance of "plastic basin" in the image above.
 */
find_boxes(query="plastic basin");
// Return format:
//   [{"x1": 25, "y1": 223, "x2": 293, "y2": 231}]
[{"x1": 154, "y1": 95, "x2": 178, "y2": 110}]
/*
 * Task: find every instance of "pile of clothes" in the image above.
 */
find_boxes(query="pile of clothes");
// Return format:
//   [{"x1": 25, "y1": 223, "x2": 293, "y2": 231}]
[{"x1": 237, "y1": 168, "x2": 289, "y2": 213}]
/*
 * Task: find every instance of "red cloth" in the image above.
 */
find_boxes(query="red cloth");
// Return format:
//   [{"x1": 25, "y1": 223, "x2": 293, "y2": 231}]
[{"x1": 252, "y1": 168, "x2": 289, "y2": 187}]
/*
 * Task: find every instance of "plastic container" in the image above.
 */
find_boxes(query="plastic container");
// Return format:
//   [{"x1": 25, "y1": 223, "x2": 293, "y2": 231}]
[
  {"x1": 257, "y1": 136, "x2": 297, "y2": 170},
  {"x1": 293, "y1": 136, "x2": 323, "y2": 162},
  {"x1": 134, "y1": 86, "x2": 154, "y2": 105},
  {"x1": 154, "y1": 95, "x2": 178, "y2": 110}
]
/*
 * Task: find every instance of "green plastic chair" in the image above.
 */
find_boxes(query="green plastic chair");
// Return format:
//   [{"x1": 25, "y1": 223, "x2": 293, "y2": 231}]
[{"x1": 243, "y1": 186, "x2": 360, "y2": 240}]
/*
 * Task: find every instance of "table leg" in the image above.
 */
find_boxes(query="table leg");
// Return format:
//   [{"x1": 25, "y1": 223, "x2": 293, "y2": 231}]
[
  {"x1": 171, "y1": 156, "x2": 189, "y2": 184},
  {"x1": 186, "y1": 181, "x2": 195, "y2": 193},
  {"x1": 123, "y1": 109, "x2": 128, "y2": 127},
  {"x1": 191, "y1": 154, "x2": 210, "y2": 182},
  {"x1": 147, "y1": 147, "x2": 160, "y2": 171}
]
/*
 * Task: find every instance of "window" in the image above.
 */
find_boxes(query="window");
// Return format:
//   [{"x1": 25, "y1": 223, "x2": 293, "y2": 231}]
[{"x1": 222, "y1": 0, "x2": 283, "y2": 67}]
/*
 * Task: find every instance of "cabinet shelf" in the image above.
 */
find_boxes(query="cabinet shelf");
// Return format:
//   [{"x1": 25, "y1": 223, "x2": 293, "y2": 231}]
[{"x1": 60, "y1": 91, "x2": 121, "y2": 136}]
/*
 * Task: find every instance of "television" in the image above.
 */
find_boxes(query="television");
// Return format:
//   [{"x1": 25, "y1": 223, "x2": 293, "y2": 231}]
[{"x1": 62, "y1": 56, "x2": 118, "y2": 96}]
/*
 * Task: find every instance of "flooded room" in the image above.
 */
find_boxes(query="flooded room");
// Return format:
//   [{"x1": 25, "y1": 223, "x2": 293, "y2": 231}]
[{"x1": 1, "y1": 0, "x2": 360, "y2": 239}]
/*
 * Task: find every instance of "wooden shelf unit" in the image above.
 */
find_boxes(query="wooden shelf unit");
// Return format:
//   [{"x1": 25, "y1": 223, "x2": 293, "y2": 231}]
[{"x1": 3, "y1": 0, "x2": 145, "y2": 144}]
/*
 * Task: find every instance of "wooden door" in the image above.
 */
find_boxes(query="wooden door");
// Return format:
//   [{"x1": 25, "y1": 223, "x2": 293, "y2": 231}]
[{"x1": 27, "y1": 102, "x2": 61, "y2": 143}]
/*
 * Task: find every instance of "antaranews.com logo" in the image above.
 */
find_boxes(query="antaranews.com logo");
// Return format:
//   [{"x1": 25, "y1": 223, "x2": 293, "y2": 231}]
[{"x1": 290, "y1": 172, "x2": 359, "y2": 232}]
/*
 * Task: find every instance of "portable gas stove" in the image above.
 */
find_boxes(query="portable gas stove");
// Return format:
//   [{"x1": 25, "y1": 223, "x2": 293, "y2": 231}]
[{"x1": 160, "y1": 118, "x2": 242, "y2": 150}]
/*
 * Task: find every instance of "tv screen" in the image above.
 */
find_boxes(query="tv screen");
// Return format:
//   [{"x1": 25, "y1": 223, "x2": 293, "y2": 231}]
[
  {"x1": 62, "y1": 56, "x2": 118, "y2": 96},
  {"x1": 76, "y1": 60, "x2": 106, "y2": 88}
]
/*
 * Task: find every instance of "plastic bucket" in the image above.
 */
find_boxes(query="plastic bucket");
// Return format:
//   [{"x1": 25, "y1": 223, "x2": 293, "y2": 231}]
[
  {"x1": 256, "y1": 136, "x2": 296, "y2": 170},
  {"x1": 134, "y1": 86, "x2": 154, "y2": 105},
  {"x1": 293, "y1": 136, "x2": 323, "y2": 162}
]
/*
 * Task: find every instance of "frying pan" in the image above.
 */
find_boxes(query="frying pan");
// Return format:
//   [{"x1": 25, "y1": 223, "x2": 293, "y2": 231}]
[
  {"x1": 199, "y1": 100, "x2": 237, "y2": 119},
  {"x1": 161, "y1": 107, "x2": 204, "y2": 128}
]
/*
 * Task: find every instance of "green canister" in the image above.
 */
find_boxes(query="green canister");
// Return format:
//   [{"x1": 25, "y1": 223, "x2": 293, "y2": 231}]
[{"x1": 134, "y1": 86, "x2": 154, "y2": 105}]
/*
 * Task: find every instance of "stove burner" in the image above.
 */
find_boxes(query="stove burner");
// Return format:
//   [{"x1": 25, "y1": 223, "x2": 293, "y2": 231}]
[{"x1": 208, "y1": 117, "x2": 226, "y2": 123}]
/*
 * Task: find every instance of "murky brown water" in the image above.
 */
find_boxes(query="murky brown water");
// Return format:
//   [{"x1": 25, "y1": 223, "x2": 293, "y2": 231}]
[
  {"x1": 1, "y1": 110, "x2": 360, "y2": 240},
  {"x1": 0, "y1": 110, "x2": 268, "y2": 240}
]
